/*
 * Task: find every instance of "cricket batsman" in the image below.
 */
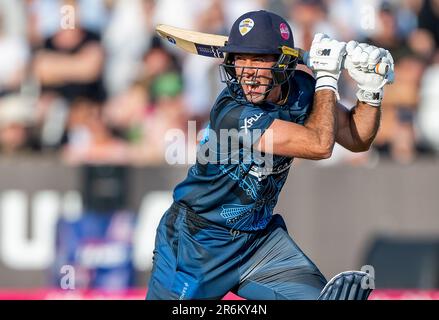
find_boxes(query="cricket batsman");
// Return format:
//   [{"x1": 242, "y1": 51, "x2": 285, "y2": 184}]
[{"x1": 147, "y1": 10, "x2": 394, "y2": 300}]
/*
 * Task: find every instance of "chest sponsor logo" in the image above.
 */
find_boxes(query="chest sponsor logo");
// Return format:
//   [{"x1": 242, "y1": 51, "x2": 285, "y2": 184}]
[{"x1": 249, "y1": 159, "x2": 293, "y2": 180}]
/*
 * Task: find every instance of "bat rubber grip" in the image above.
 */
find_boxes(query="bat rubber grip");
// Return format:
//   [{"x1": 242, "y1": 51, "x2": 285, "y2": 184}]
[
  {"x1": 339, "y1": 54, "x2": 389, "y2": 76},
  {"x1": 375, "y1": 62, "x2": 389, "y2": 75}
]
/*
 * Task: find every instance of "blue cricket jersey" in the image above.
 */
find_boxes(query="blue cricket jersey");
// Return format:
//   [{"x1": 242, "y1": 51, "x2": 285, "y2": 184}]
[{"x1": 174, "y1": 70, "x2": 316, "y2": 231}]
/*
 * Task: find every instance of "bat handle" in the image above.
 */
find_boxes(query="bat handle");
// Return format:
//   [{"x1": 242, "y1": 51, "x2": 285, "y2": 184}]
[
  {"x1": 300, "y1": 50, "x2": 390, "y2": 76},
  {"x1": 340, "y1": 54, "x2": 390, "y2": 76}
]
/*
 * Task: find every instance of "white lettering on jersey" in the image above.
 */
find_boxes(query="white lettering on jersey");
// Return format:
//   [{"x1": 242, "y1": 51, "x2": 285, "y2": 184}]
[
  {"x1": 241, "y1": 113, "x2": 264, "y2": 134},
  {"x1": 249, "y1": 159, "x2": 293, "y2": 181}
]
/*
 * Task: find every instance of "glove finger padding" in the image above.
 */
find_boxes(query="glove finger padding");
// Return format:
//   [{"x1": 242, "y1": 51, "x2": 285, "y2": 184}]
[
  {"x1": 350, "y1": 46, "x2": 363, "y2": 65},
  {"x1": 345, "y1": 41, "x2": 395, "y2": 106},
  {"x1": 308, "y1": 34, "x2": 346, "y2": 99},
  {"x1": 348, "y1": 64, "x2": 387, "y2": 106},
  {"x1": 312, "y1": 32, "x2": 329, "y2": 44},
  {"x1": 368, "y1": 48, "x2": 381, "y2": 66},
  {"x1": 346, "y1": 40, "x2": 358, "y2": 54},
  {"x1": 308, "y1": 36, "x2": 346, "y2": 72}
]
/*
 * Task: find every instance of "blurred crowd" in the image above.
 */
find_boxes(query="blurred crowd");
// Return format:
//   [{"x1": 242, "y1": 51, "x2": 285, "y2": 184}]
[{"x1": 0, "y1": 0, "x2": 438, "y2": 166}]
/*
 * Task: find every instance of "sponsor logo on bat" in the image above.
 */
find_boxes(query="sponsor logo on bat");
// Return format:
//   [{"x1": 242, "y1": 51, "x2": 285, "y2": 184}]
[
  {"x1": 195, "y1": 44, "x2": 224, "y2": 58},
  {"x1": 166, "y1": 36, "x2": 176, "y2": 44}
]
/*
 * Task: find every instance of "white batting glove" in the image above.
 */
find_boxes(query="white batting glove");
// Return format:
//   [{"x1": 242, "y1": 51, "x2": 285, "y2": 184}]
[
  {"x1": 307, "y1": 33, "x2": 347, "y2": 99},
  {"x1": 345, "y1": 41, "x2": 395, "y2": 107}
]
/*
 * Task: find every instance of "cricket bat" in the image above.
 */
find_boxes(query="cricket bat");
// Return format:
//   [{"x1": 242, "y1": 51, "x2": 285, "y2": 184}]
[{"x1": 155, "y1": 24, "x2": 390, "y2": 76}]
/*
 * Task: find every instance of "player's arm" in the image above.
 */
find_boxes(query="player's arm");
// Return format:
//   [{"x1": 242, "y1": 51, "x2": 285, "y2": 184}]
[
  {"x1": 33, "y1": 43, "x2": 104, "y2": 85},
  {"x1": 335, "y1": 101, "x2": 380, "y2": 152},
  {"x1": 336, "y1": 41, "x2": 394, "y2": 152},
  {"x1": 256, "y1": 34, "x2": 347, "y2": 160},
  {"x1": 257, "y1": 90, "x2": 337, "y2": 160}
]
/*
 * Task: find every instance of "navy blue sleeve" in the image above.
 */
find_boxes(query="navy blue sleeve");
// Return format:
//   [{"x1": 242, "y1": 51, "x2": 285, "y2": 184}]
[
  {"x1": 290, "y1": 70, "x2": 316, "y2": 125},
  {"x1": 210, "y1": 89, "x2": 275, "y2": 148}
]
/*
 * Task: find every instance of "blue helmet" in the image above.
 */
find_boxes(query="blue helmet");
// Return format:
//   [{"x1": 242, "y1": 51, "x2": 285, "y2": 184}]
[{"x1": 219, "y1": 10, "x2": 295, "y2": 55}]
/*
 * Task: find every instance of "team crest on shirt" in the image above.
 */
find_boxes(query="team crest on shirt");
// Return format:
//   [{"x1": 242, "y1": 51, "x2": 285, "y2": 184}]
[{"x1": 239, "y1": 18, "x2": 254, "y2": 36}]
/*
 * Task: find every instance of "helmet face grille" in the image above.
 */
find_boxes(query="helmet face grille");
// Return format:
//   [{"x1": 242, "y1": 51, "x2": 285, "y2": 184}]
[{"x1": 219, "y1": 53, "x2": 298, "y2": 104}]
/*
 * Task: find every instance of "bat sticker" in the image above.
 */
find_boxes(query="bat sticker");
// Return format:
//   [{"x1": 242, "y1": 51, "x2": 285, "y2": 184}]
[
  {"x1": 195, "y1": 44, "x2": 224, "y2": 58},
  {"x1": 166, "y1": 36, "x2": 176, "y2": 44}
]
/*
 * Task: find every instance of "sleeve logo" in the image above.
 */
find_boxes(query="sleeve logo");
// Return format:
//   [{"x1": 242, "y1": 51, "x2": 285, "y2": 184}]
[{"x1": 241, "y1": 112, "x2": 264, "y2": 133}]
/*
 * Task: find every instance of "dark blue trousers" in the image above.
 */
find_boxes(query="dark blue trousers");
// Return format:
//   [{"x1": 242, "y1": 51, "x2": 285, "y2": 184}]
[{"x1": 146, "y1": 202, "x2": 327, "y2": 300}]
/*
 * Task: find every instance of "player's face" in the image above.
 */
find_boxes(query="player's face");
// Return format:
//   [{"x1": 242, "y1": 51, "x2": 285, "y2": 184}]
[{"x1": 234, "y1": 54, "x2": 281, "y2": 104}]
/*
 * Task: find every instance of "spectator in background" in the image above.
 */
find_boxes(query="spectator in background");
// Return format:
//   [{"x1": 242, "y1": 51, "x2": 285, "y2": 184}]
[
  {"x1": 0, "y1": 8, "x2": 33, "y2": 155},
  {"x1": 183, "y1": 0, "x2": 227, "y2": 121},
  {"x1": 103, "y1": 80, "x2": 150, "y2": 150},
  {"x1": 103, "y1": 0, "x2": 156, "y2": 95},
  {"x1": 32, "y1": 0, "x2": 106, "y2": 150},
  {"x1": 223, "y1": 0, "x2": 268, "y2": 27},
  {"x1": 0, "y1": 95, "x2": 34, "y2": 154},
  {"x1": 107, "y1": 71, "x2": 189, "y2": 166},
  {"x1": 26, "y1": 0, "x2": 45, "y2": 49},
  {"x1": 366, "y1": 1, "x2": 435, "y2": 163},
  {"x1": 394, "y1": 0, "x2": 419, "y2": 39},
  {"x1": 132, "y1": 71, "x2": 190, "y2": 165},
  {"x1": 104, "y1": 37, "x2": 188, "y2": 165},
  {"x1": 0, "y1": 0, "x2": 27, "y2": 38},
  {"x1": 287, "y1": 0, "x2": 338, "y2": 51},
  {"x1": 104, "y1": 37, "x2": 180, "y2": 135},
  {"x1": 27, "y1": 0, "x2": 109, "y2": 40},
  {"x1": 1, "y1": 0, "x2": 438, "y2": 166},
  {"x1": 417, "y1": 64, "x2": 439, "y2": 153},
  {"x1": 0, "y1": 12, "x2": 30, "y2": 96},
  {"x1": 418, "y1": 0, "x2": 439, "y2": 51},
  {"x1": 33, "y1": 0, "x2": 106, "y2": 103},
  {"x1": 141, "y1": 36, "x2": 181, "y2": 80},
  {"x1": 415, "y1": 0, "x2": 439, "y2": 154},
  {"x1": 62, "y1": 98, "x2": 129, "y2": 164}
]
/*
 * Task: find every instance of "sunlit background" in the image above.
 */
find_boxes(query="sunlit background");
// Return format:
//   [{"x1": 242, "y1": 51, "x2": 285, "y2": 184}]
[{"x1": 0, "y1": 0, "x2": 438, "y2": 300}]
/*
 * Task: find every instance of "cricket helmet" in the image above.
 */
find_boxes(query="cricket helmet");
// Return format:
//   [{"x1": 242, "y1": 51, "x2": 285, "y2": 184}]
[{"x1": 218, "y1": 10, "x2": 299, "y2": 103}]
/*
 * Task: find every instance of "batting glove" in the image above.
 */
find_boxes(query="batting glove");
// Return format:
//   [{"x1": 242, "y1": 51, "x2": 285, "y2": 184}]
[
  {"x1": 308, "y1": 33, "x2": 347, "y2": 99},
  {"x1": 345, "y1": 41, "x2": 395, "y2": 107}
]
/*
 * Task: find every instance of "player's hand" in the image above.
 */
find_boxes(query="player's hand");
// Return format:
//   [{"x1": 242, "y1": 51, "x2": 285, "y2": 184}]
[
  {"x1": 308, "y1": 33, "x2": 347, "y2": 98},
  {"x1": 345, "y1": 41, "x2": 395, "y2": 107}
]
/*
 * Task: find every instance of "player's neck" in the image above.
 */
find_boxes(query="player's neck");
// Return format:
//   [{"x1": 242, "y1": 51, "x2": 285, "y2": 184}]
[{"x1": 266, "y1": 85, "x2": 285, "y2": 105}]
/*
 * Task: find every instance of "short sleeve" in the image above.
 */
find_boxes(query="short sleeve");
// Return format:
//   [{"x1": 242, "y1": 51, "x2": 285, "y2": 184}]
[
  {"x1": 210, "y1": 92, "x2": 275, "y2": 149},
  {"x1": 237, "y1": 105, "x2": 275, "y2": 147}
]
